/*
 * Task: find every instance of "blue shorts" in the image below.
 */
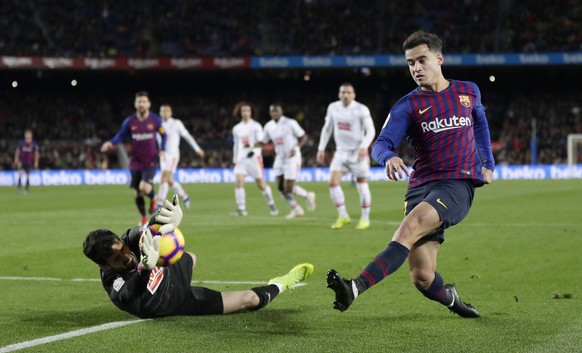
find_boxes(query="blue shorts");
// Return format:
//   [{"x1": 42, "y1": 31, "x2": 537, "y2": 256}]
[
  {"x1": 130, "y1": 168, "x2": 156, "y2": 189},
  {"x1": 404, "y1": 179, "x2": 475, "y2": 243}
]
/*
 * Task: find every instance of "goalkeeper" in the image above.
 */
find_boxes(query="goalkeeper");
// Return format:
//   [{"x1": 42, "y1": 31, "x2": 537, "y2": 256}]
[{"x1": 83, "y1": 195, "x2": 313, "y2": 318}]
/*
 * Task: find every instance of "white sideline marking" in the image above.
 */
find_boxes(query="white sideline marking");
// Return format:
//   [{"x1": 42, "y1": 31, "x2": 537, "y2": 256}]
[{"x1": 0, "y1": 319, "x2": 148, "y2": 353}]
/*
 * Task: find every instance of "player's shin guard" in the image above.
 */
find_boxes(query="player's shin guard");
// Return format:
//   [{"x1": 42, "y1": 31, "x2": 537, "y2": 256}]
[
  {"x1": 249, "y1": 285, "x2": 280, "y2": 311},
  {"x1": 329, "y1": 185, "x2": 348, "y2": 217},
  {"x1": 356, "y1": 182, "x2": 371, "y2": 220},
  {"x1": 418, "y1": 272, "x2": 452, "y2": 305},
  {"x1": 355, "y1": 241, "x2": 410, "y2": 293},
  {"x1": 157, "y1": 182, "x2": 169, "y2": 203}
]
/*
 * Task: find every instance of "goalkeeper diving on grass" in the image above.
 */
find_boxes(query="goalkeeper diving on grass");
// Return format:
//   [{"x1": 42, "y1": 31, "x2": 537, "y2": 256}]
[{"x1": 83, "y1": 195, "x2": 314, "y2": 318}]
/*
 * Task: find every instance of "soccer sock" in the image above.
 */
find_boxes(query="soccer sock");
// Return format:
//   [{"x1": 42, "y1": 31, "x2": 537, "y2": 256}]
[
  {"x1": 261, "y1": 185, "x2": 275, "y2": 205},
  {"x1": 249, "y1": 284, "x2": 280, "y2": 311},
  {"x1": 329, "y1": 185, "x2": 348, "y2": 218},
  {"x1": 419, "y1": 272, "x2": 453, "y2": 305},
  {"x1": 157, "y1": 182, "x2": 169, "y2": 203},
  {"x1": 147, "y1": 189, "x2": 155, "y2": 200},
  {"x1": 17, "y1": 176, "x2": 22, "y2": 190},
  {"x1": 283, "y1": 192, "x2": 301, "y2": 210},
  {"x1": 235, "y1": 187, "x2": 246, "y2": 211},
  {"x1": 356, "y1": 182, "x2": 371, "y2": 221},
  {"x1": 293, "y1": 185, "x2": 308, "y2": 198},
  {"x1": 171, "y1": 181, "x2": 188, "y2": 199},
  {"x1": 135, "y1": 195, "x2": 146, "y2": 216},
  {"x1": 355, "y1": 241, "x2": 410, "y2": 293}
]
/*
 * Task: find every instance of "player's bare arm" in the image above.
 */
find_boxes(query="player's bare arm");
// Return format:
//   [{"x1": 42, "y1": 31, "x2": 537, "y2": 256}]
[
  {"x1": 316, "y1": 150, "x2": 326, "y2": 165},
  {"x1": 482, "y1": 168, "x2": 493, "y2": 184},
  {"x1": 385, "y1": 156, "x2": 409, "y2": 181},
  {"x1": 101, "y1": 141, "x2": 113, "y2": 152}
]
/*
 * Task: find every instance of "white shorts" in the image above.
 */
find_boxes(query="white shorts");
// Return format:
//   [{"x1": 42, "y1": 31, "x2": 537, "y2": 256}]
[
  {"x1": 160, "y1": 153, "x2": 180, "y2": 173},
  {"x1": 330, "y1": 149, "x2": 370, "y2": 178},
  {"x1": 272, "y1": 154, "x2": 301, "y2": 180},
  {"x1": 234, "y1": 155, "x2": 264, "y2": 179}
]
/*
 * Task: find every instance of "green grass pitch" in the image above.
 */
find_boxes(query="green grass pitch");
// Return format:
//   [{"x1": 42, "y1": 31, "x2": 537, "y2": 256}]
[{"x1": 0, "y1": 179, "x2": 580, "y2": 353}]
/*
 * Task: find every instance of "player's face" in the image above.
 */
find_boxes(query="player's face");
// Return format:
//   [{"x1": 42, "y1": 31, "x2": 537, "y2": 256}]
[
  {"x1": 134, "y1": 96, "x2": 151, "y2": 115},
  {"x1": 105, "y1": 240, "x2": 138, "y2": 271},
  {"x1": 269, "y1": 105, "x2": 283, "y2": 121},
  {"x1": 240, "y1": 106, "x2": 252, "y2": 120},
  {"x1": 338, "y1": 85, "x2": 355, "y2": 106},
  {"x1": 160, "y1": 106, "x2": 172, "y2": 121},
  {"x1": 24, "y1": 131, "x2": 33, "y2": 141},
  {"x1": 405, "y1": 44, "x2": 443, "y2": 90}
]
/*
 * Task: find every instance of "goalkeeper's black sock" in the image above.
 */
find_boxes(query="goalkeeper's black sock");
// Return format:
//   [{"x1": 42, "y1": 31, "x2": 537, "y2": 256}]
[
  {"x1": 135, "y1": 195, "x2": 146, "y2": 216},
  {"x1": 249, "y1": 285, "x2": 280, "y2": 311}
]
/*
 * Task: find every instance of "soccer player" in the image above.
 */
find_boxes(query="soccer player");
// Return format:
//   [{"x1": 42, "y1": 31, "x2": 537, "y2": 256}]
[
  {"x1": 101, "y1": 91, "x2": 167, "y2": 226},
  {"x1": 316, "y1": 83, "x2": 376, "y2": 230},
  {"x1": 256, "y1": 103, "x2": 316, "y2": 219},
  {"x1": 326, "y1": 31, "x2": 495, "y2": 318},
  {"x1": 156, "y1": 104, "x2": 205, "y2": 209},
  {"x1": 14, "y1": 129, "x2": 39, "y2": 195},
  {"x1": 83, "y1": 195, "x2": 314, "y2": 318},
  {"x1": 231, "y1": 101, "x2": 277, "y2": 216}
]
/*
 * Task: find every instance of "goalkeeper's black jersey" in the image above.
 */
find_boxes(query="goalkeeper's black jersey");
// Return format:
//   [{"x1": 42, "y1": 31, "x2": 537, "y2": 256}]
[{"x1": 100, "y1": 226, "x2": 191, "y2": 318}]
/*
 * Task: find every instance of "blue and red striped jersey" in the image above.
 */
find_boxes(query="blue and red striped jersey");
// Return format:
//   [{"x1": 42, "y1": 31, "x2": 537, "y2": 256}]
[
  {"x1": 110, "y1": 112, "x2": 167, "y2": 171},
  {"x1": 372, "y1": 79, "x2": 495, "y2": 188}
]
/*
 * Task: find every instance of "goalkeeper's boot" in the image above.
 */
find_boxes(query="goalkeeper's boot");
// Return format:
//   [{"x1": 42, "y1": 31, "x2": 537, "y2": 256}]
[
  {"x1": 355, "y1": 219, "x2": 370, "y2": 230},
  {"x1": 331, "y1": 216, "x2": 351, "y2": 230},
  {"x1": 326, "y1": 269, "x2": 356, "y2": 312},
  {"x1": 269, "y1": 263, "x2": 314, "y2": 291},
  {"x1": 444, "y1": 284, "x2": 480, "y2": 318}
]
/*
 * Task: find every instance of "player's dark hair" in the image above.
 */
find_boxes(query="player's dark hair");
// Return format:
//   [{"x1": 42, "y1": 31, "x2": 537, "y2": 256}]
[
  {"x1": 269, "y1": 102, "x2": 283, "y2": 110},
  {"x1": 340, "y1": 82, "x2": 354, "y2": 90},
  {"x1": 402, "y1": 31, "x2": 443, "y2": 53},
  {"x1": 232, "y1": 101, "x2": 254, "y2": 119},
  {"x1": 83, "y1": 229, "x2": 120, "y2": 265},
  {"x1": 135, "y1": 91, "x2": 149, "y2": 99}
]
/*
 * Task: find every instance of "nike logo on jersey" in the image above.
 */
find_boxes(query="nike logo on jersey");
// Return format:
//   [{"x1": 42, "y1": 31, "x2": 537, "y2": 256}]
[
  {"x1": 418, "y1": 106, "x2": 432, "y2": 114},
  {"x1": 436, "y1": 198, "x2": 448, "y2": 209}
]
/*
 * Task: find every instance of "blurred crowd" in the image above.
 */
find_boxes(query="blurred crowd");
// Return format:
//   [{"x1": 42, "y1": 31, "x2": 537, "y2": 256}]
[
  {"x1": 0, "y1": 0, "x2": 580, "y2": 57},
  {"x1": 1, "y1": 82, "x2": 581, "y2": 171}
]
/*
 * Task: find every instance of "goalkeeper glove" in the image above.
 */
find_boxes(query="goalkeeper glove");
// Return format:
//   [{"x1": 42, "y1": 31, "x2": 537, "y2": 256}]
[
  {"x1": 140, "y1": 228, "x2": 160, "y2": 271},
  {"x1": 155, "y1": 194, "x2": 183, "y2": 234}
]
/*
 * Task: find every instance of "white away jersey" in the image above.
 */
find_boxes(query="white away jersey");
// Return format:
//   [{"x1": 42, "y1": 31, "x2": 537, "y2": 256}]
[
  {"x1": 232, "y1": 118, "x2": 263, "y2": 162},
  {"x1": 162, "y1": 117, "x2": 202, "y2": 155},
  {"x1": 262, "y1": 116, "x2": 305, "y2": 158},
  {"x1": 318, "y1": 100, "x2": 375, "y2": 152}
]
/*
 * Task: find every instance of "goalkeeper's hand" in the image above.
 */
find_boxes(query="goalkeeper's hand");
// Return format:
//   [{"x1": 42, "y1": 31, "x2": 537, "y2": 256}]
[
  {"x1": 155, "y1": 194, "x2": 183, "y2": 234},
  {"x1": 140, "y1": 228, "x2": 160, "y2": 271}
]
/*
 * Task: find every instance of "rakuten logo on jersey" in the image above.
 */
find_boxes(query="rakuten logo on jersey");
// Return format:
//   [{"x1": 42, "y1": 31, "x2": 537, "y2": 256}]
[
  {"x1": 421, "y1": 115, "x2": 472, "y2": 133},
  {"x1": 132, "y1": 133, "x2": 155, "y2": 141}
]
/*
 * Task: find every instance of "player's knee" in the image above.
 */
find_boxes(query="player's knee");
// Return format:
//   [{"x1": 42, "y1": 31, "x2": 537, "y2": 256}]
[{"x1": 410, "y1": 270, "x2": 433, "y2": 291}]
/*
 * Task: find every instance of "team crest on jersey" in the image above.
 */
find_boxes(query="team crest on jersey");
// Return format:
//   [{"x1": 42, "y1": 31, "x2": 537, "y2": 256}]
[
  {"x1": 459, "y1": 95, "x2": 471, "y2": 107},
  {"x1": 147, "y1": 267, "x2": 164, "y2": 294},
  {"x1": 147, "y1": 123, "x2": 154, "y2": 130}
]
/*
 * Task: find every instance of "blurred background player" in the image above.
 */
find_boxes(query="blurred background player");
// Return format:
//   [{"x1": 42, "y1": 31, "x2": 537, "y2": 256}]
[
  {"x1": 327, "y1": 31, "x2": 495, "y2": 318},
  {"x1": 101, "y1": 91, "x2": 167, "y2": 226},
  {"x1": 14, "y1": 129, "x2": 39, "y2": 195},
  {"x1": 316, "y1": 83, "x2": 376, "y2": 230},
  {"x1": 156, "y1": 103, "x2": 205, "y2": 209},
  {"x1": 256, "y1": 103, "x2": 316, "y2": 219},
  {"x1": 83, "y1": 195, "x2": 314, "y2": 318},
  {"x1": 231, "y1": 101, "x2": 277, "y2": 216}
]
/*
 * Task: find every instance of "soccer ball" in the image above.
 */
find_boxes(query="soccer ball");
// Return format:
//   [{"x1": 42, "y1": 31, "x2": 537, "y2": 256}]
[{"x1": 145, "y1": 224, "x2": 186, "y2": 267}]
